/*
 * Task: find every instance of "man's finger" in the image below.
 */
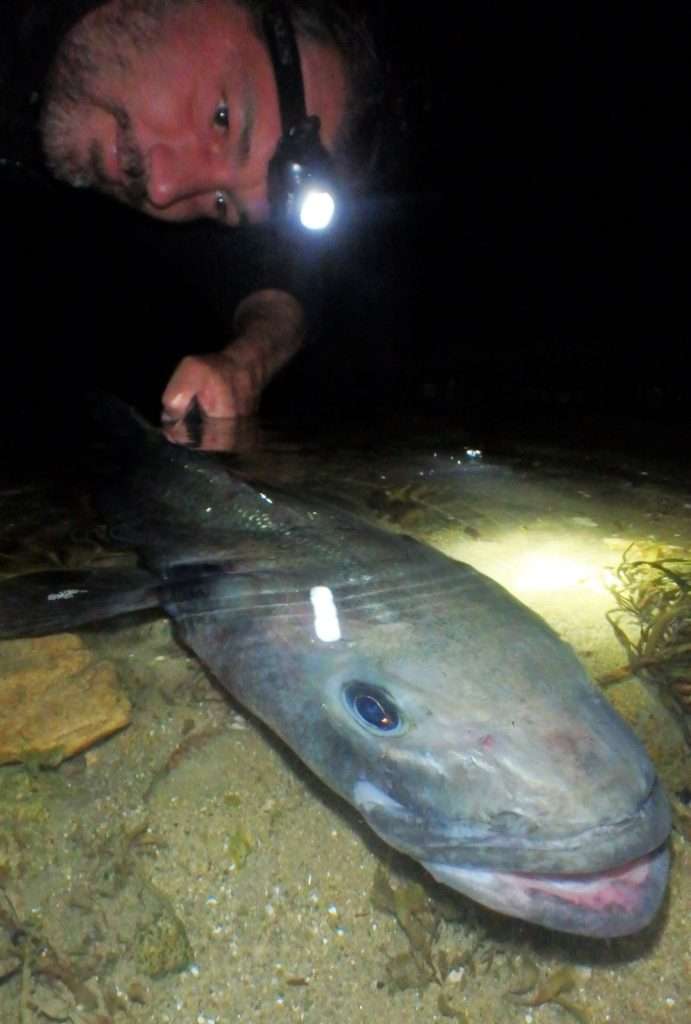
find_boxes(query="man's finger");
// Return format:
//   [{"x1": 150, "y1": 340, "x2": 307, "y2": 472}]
[{"x1": 161, "y1": 357, "x2": 206, "y2": 420}]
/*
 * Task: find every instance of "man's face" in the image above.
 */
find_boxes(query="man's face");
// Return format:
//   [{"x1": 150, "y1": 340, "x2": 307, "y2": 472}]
[{"x1": 40, "y1": 0, "x2": 346, "y2": 225}]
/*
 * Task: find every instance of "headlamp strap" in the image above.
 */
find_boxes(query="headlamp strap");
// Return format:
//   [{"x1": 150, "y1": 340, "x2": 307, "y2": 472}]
[{"x1": 262, "y1": 3, "x2": 307, "y2": 132}]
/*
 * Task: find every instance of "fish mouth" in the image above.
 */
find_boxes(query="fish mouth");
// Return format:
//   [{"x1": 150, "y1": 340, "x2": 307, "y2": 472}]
[
  {"x1": 353, "y1": 778, "x2": 671, "y2": 936},
  {"x1": 423, "y1": 843, "x2": 669, "y2": 937}
]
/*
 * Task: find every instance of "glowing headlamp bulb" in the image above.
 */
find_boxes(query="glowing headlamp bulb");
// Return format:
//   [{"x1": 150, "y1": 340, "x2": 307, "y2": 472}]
[{"x1": 299, "y1": 188, "x2": 336, "y2": 230}]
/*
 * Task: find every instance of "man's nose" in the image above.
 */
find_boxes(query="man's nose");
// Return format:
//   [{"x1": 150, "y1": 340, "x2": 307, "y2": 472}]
[{"x1": 145, "y1": 140, "x2": 231, "y2": 208}]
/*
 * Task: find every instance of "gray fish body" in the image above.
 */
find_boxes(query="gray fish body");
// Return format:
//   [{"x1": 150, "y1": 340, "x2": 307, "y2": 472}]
[{"x1": 0, "y1": 405, "x2": 670, "y2": 937}]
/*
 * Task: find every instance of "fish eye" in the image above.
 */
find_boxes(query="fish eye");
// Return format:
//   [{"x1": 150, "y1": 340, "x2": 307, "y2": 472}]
[
  {"x1": 213, "y1": 101, "x2": 230, "y2": 130},
  {"x1": 343, "y1": 682, "x2": 403, "y2": 735}
]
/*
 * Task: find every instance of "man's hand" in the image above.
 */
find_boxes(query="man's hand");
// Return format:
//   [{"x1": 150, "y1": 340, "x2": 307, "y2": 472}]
[
  {"x1": 161, "y1": 288, "x2": 305, "y2": 422},
  {"x1": 162, "y1": 350, "x2": 259, "y2": 420}
]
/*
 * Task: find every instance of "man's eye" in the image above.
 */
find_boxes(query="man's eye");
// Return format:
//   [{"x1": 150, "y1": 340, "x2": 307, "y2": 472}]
[
  {"x1": 213, "y1": 102, "x2": 230, "y2": 130},
  {"x1": 214, "y1": 191, "x2": 228, "y2": 222}
]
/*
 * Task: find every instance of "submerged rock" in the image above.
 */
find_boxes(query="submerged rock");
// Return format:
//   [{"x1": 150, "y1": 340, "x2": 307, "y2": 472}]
[{"x1": 0, "y1": 633, "x2": 130, "y2": 765}]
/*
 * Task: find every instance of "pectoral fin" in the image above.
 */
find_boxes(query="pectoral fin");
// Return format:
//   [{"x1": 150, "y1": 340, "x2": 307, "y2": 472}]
[{"x1": 0, "y1": 568, "x2": 161, "y2": 640}]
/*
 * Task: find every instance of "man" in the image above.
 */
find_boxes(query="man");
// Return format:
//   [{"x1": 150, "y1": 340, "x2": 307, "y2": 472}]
[{"x1": 5, "y1": 0, "x2": 375, "y2": 425}]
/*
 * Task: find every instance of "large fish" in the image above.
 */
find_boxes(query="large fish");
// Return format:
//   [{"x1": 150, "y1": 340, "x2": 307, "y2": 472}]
[{"x1": 0, "y1": 402, "x2": 670, "y2": 937}]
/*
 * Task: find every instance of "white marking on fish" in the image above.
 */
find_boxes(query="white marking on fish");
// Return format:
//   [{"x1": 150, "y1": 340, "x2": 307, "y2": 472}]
[{"x1": 310, "y1": 585, "x2": 341, "y2": 642}]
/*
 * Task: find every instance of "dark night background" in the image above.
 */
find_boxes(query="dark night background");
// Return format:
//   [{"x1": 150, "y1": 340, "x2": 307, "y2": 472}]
[{"x1": 3, "y1": 4, "x2": 689, "y2": 453}]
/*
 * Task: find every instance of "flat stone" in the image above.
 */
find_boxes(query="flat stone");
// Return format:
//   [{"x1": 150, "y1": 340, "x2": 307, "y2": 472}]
[{"x1": 0, "y1": 633, "x2": 131, "y2": 765}]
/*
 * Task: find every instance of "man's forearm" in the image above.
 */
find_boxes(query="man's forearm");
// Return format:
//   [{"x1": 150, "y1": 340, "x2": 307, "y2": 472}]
[{"x1": 226, "y1": 288, "x2": 306, "y2": 393}]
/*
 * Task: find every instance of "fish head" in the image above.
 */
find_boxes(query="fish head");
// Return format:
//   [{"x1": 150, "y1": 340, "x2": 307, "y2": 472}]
[
  {"x1": 259, "y1": 564, "x2": 671, "y2": 939},
  {"x1": 179, "y1": 550, "x2": 670, "y2": 938}
]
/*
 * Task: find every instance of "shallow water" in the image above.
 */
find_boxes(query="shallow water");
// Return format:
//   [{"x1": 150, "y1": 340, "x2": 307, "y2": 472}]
[{"x1": 0, "y1": 421, "x2": 689, "y2": 1024}]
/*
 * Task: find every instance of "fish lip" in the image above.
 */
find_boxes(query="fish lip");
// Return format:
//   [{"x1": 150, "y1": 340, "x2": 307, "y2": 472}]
[
  {"x1": 422, "y1": 842, "x2": 670, "y2": 938},
  {"x1": 353, "y1": 777, "x2": 671, "y2": 875}
]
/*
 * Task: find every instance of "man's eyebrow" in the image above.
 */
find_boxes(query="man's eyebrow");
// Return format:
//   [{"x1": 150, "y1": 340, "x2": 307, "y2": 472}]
[{"x1": 236, "y1": 76, "x2": 254, "y2": 165}]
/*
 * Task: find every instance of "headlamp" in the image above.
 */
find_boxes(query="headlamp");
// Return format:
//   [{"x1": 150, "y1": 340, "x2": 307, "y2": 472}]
[{"x1": 263, "y1": 3, "x2": 338, "y2": 231}]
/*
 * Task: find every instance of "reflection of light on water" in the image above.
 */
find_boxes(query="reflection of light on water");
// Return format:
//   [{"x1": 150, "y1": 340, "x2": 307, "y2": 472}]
[
  {"x1": 511, "y1": 552, "x2": 609, "y2": 596},
  {"x1": 439, "y1": 527, "x2": 622, "y2": 662},
  {"x1": 310, "y1": 585, "x2": 342, "y2": 642},
  {"x1": 442, "y1": 530, "x2": 613, "y2": 604}
]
